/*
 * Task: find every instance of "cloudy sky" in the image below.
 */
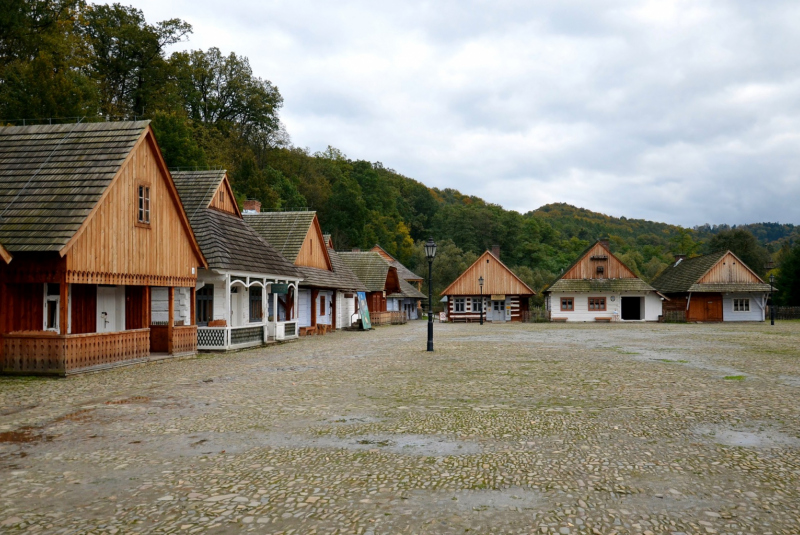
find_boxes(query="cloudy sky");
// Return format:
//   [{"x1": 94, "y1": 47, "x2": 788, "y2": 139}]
[{"x1": 130, "y1": 0, "x2": 800, "y2": 226}]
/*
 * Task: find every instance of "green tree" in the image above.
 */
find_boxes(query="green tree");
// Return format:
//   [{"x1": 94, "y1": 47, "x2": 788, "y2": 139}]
[
  {"x1": 706, "y1": 228, "x2": 771, "y2": 277},
  {"x1": 150, "y1": 111, "x2": 205, "y2": 168},
  {"x1": 775, "y1": 242, "x2": 800, "y2": 306}
]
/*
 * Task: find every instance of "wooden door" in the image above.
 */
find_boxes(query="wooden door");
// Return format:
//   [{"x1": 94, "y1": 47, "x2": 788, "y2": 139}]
[
  {"x1": 688, "y1": 293, "x2": 723, "y2": 322},
  {"x1": 97, "y1": 286, "x2": 116, "y2": 332}
]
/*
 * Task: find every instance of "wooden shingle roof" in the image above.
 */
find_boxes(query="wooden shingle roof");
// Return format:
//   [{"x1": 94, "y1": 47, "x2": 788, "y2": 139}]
[
  {"x1": 337, "y1": 251, "x2": 392, "y2": 292},
  {"x1": 371, "y1": 244, "x2": 423, "y2": 281},
  {"x1": 190, "y1": 209, "x2": 301, "y2": 277},
  {"x1": 171, "y1": 170, "x2": 227, "y2": 220},
  {"x1": 0, "y1": 121, "x2": 149, "y2": 252},
  {"x1": 390, "y1": 278, "x2": 427, "y2": 299},
  {"x1": 327, "y1": 248, "x2": 368, "y2": 292},
  {"x1": 651, "y1": 250, "x2": 772, "y2": 293},
  {"x1": 243, "y1": 211, "x2": 317, "y2": 263}
]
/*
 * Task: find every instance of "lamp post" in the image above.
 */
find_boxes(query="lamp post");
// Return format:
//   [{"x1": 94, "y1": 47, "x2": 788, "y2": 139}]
[
  {"x1": 425, "y1": 237, "x2": 437, "y2": 351},
  {"x1": 478, "y1": 276, "x2": 484, "y2": 325},
  {"x1": 770, "y1": 273, "x2": 775, "y2": 326}
]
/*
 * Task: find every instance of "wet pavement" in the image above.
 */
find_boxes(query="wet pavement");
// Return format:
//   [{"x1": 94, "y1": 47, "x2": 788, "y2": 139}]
[{"x1": 1, "y1": 320, "x2": 800, "y2": 534}]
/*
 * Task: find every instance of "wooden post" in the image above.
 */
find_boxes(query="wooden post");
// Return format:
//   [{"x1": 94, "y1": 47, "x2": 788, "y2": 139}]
[
  {"x1": 190, "y1": 286, "x2": 196, "y2": 325},
  {"x1": 331, "y1": 291, "x2": 337, "y2": 331},
  {"x1": 311, "y1": 289, "x2": 319, "y2": 327},
  {"x1": 59, "y1": 282, "x2": 69, "y2": 335},
  {"x1": 167, "y1": 286, "x2": 175, "y2": 354},
  {"x1": 145, "y1": 286, "x2": 151, "y2": 328}
]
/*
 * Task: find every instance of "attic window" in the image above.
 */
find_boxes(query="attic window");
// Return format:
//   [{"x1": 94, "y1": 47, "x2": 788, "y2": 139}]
[
  {"x1": 596, "y1": 265, "x2": 605, "y2": 274},
  {"x1": 137, "y1": 184, "x2": 151, "y2": 225}
]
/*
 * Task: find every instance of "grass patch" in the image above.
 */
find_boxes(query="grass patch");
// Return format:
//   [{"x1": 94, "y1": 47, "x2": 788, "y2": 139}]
[{"x1": 724, "y1": 375, "x2": 746, "y2": 381}]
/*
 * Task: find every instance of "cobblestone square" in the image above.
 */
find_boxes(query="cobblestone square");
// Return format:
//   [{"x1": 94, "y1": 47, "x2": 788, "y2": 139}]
[{"x1": 2, "y1": 321, "x2": 800, "y2": 534}]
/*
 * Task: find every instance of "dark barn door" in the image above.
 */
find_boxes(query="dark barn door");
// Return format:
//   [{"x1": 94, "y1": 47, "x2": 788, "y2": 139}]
[{"x1": 621, "y1": 296, "x2": 641, "y2": 320}]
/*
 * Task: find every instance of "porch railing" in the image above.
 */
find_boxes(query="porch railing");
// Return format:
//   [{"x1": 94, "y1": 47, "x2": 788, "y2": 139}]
[
  {"x1": 197, "y1": 327, "x2": 228, "y2": 350},
  {"x1": 370, "y1": 311, "x2": 407, "y2": 326},
  {"x1": 275, "y1": 320, "x2": 298, "y2": 340},
  {"x1": 2, "y1": 329, "x2": 150, "y2": 375},
  {"x1": 230, "y1": 325, "x2": 264, "y2": 348}
]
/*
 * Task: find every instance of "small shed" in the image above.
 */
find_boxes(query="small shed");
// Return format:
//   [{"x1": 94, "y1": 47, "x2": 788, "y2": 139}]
[
  {"x1": 440, "y1": 248, "x2": 535, "y2": 322},
  {"x1": 544, "y1": 239, "x2": 663, "y2": 322},
  {"x1": 651, "y1": 250, "x2": 772, "y2": 322}
]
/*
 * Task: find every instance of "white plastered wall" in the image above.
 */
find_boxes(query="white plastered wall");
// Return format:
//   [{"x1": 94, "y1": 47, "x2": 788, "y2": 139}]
[
  {"x1": 549, "y1": 292, "x2": 663, "y2": 322},
  {"x1": 151, "y1": 287, "x2": 191, "y2": 325}
]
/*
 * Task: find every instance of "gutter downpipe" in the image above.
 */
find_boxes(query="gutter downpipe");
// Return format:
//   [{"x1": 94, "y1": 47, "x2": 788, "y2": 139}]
[{"x1": 686, "y1": 292, "x2": 692, "y2": 311}]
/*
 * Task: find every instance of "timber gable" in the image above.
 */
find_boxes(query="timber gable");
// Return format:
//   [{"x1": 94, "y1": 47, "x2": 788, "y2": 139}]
[{"x1": 441, "y1": 250, "x2": 535, "y2": 297}]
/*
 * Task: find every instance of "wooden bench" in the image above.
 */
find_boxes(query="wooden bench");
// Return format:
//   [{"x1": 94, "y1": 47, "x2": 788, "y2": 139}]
[
  {"x1": 551, "y1": 317, "x2": 568, "y2": 322},
  {"x1": 595, "y1": 317, "x2": 612, "y2": 323},
  {"x1": 299, "y1": 326, "x2": 316, "y2": 336}
]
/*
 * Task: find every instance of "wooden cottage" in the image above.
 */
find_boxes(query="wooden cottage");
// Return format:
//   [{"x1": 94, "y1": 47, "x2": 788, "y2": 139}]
[
  {"x1": 544, "y1": 239, "x2": 664, "y2": 322},
  {"x1": 337, "y1": 251, "x2": 425, "y2": 324},
  {"x1": 324, "y1": 235, "x2": 370, "y2": 328},
  {"x1": 172, "y1": 171, "x2": 303, "y2": 349},
  {"x1": 651, "y1": 250, "x2": 772, "y2": 322},
  {"x1": 441, "y1": 248, "x2": 534, "y2": 322},
  {"x1": 244, "y1": 211, "x2": 366, "y2": 334},
  {"x1": 370, "y1": 244, "x2": 425, "y2": 319},
  {"x1": 0, "y1": 121, "x2": 206, "y2": 375}
]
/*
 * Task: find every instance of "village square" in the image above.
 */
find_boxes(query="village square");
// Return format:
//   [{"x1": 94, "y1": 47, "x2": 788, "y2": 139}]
[{"x1": 2, "y1": 320, "x2": 800, "y2": 534}]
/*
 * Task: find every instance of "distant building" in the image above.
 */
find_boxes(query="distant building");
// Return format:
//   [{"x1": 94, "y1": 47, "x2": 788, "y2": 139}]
[
  {"x1": 441, "y1": 247, "x2": 535, "y2": 322},
  {"x1": 545, "y1": 239, "x2": 664, "y2": 322},
  {"x1": 652, "y1": 250, "x2": 772, "y2": 322}
]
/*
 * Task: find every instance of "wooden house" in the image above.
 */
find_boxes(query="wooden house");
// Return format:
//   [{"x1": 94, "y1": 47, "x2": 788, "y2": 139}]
[
  {"x1": 244, "y1": 211, "x2": 366, "y2": 334},
  {"x1": 440, "y1": 247, "x2": 534, "y2": 322},
  {"x1": 337, "y1": 250, "x2": 425, "y2": 324},
  {"x1": 0, "y1": 121, "x2": 206, "y2": 375},
  {"x1": 544, "y1": 239, "x2": 664, "y2": 322},
  {"x1": 370, "y1": 244, "x2": 425, "y2": 319},
  {"x1": 172, "y1": 171, "x2": 303, "y2": 349},
  {"x1": 651, "y1": 250, "x2": 772, "y2": 322},
  {"x1": 325, "y1": 235, "x2": 371, "y2": 328}
]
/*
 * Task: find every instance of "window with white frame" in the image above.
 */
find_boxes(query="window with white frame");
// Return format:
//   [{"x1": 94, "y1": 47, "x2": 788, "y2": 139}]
[
  {"x1": 44, "y1": 283, "x2": 60, "y2": 331},
  {"x1": 137, "y1": 184, "x2": 151, "y2": 225},
  {"x1": 733, "y1": 298, "x2": 750, "y2": 312},
  {"x1": 471, "y1": 297, "x2": 482, "y2": 312},
  {"x1": 454, "y1": 297, "x2": 466, "y2": 312}
]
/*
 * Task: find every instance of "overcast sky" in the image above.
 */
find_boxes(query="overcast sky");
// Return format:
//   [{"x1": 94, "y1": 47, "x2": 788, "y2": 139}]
[{"x1": 130, "y1": 0, "x2": 800, "y2": 226}]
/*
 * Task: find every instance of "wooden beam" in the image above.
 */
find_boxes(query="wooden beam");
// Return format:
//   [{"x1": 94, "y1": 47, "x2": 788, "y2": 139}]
[
  {"x1": 311, "y1": 289, "x2": 319, "y2": 326},
  {"x1": 0, "y1": 243, "x2": 11, "y2": 264},
  {"x1": 190, "y1": 286, "x2": 196, "y2": 326},
  {"x1": 167, "y1": 286, "x2": 175, "y2": 354}
]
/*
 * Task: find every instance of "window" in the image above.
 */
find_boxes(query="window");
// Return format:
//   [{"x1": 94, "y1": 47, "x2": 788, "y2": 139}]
[
  {"x1": 319, "y1": 295, "x2": 326, "y2": 316},
  {"x1": 560, "y1": 297, "x2": 574, "y2": 311},
  {"x1": 196, "y1": 285, "x2": 214, "y2": 325},
  {"x1": 249, "y1": 288, "x2": 263, "y2": 322},
  {"x1": 137, "y1": 184, "x2": 151, "y2": 225},
  {"x1": 471, "y1": 298, "x2": 482, "y2": 312},
  {"x1": 588, "y1": 297, "x2": 606, "y2": 311},
  {"x1": 733, "y1": 298, "x2": 750, "y2": 312},
  {"x1": 44, "y1": 283, "x2": 60, "y2": 331},
  {"x1": 454, "y1": 297, "x2": 465, "y2": 312}
]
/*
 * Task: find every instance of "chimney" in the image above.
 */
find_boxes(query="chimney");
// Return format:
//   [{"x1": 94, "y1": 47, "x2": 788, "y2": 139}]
[
  {"x1": 243, "y1": 199, "x2": 261, "y2": 214},
  {"x1": 674, "y1": 254, "x2": 686, "y2": 266},
  {"x1": 351, "y1": 247, "x2": 361, "y2": 252},
  {"x1": 599, "y1": 237, "x2": 610, "y2": 250},
  {"x1": 491, "y1": 245, "x2": 500, "y2": 259}
]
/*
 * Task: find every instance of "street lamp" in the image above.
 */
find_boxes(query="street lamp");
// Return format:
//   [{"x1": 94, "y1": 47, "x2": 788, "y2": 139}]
[
  {"x1": 478, "y1": 276, "x2": 484, "y2": 325},
  {"x1": 770, "y1": 273, "x2": 775, "y2": 326},
  {"x1": 425, "y1": 237, "x2": 437, "y2": 351}
]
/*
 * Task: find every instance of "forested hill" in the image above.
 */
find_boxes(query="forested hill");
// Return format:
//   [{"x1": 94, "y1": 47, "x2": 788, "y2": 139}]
[{"x1": 2, "y1": 0, "x2": 797, "y2": 302}]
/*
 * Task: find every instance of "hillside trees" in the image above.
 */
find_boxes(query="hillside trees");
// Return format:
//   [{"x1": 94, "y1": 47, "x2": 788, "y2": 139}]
[
  {"x1": 706, "y1": 229, "x2": 771, "y2": 277},
  {"x1": 775, "y1": 242, "x2": 800, "y2": 306}
]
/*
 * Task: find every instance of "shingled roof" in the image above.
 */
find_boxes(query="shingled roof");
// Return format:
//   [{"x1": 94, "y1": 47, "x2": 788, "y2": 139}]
[
  {"x1": 0, "y1": 121, "x2": 149, "y2": 252},
  {"x1": 371, "y1": 245, "x2": 423, "y2": 281},
  {"x1": 547, "y1": 278, "x2": 656, "y2": 293},
  {"x1": 171, "y1": 170, "x2": 227, "y2": 220},
  {"x1": 189, "y1": 209, "x2": 301, "y2": 277},
  {"x1": 328, "y1": 248, "x2": 368, "y2": 292},
  {"x1": 337, "y1": 251, "x2": 392, "y2": 292},
  {"x1": 243, "y1": 211, "x2": 317, "y2": 263},
  {"x1": 651, "y1": 250, "x2": 772, "y2": 293},
  {"x1": 390, "y1": 278, "x2": 427, "y2": 300}
]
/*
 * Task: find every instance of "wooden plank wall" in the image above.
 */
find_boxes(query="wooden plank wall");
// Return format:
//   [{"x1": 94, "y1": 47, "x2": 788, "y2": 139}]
[
  {"x1": 65, "y1": 133, "x2": 201, "y2": 287},
  {"x1": 447, "y1": 295, "x2": 525, "y2": 322},
  {"x1": 698, "y1": 252, "x2": 762, "y2": 284},
  {"x1": 208, "y1": 178, "x2": 240, "y2": 216},
  {"x1": 443, "y1": 252, "x2": 533, "y2": 296},
  {"x1": 295, "y1": 219, "x2": 331, "y2": 270},
  {"x1": 562, "y1": 243, "x2": 638, "y2": 280},
  {"x1": 3, "y1": 283, "x2": 43, "y2": 332},
  {"x1": 71, "y1": 284, "x2": 97, "y2": 334}
]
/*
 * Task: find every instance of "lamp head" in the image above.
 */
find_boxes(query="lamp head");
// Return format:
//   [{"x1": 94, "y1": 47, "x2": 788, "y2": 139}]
[
  {"x1": 478, "y1": 276, "x2": 484, "y2": 287},
  {"x1": 424, "y1": 237, "x2": 437, "y2": 261},
  {"x1": 770, "y1": 273, "x2": 775, "y2": 284}
]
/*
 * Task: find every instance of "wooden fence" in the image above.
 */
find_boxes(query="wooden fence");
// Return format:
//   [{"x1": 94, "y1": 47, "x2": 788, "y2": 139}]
[
  {"x1": 520, "y1": 306, "x2": 548, "y2": 323},
  {"x1": 662, "y1": 310, "x2": 687, "y2": 323},
  {"x1": 370, "y1": 311, "x2": 408, "y2": 326},
  {"x1": 769, "y1": 306, "x2": 800, "y2": 320}
]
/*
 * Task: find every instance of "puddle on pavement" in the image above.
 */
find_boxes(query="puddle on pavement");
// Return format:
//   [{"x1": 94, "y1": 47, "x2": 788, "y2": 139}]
[
  {"x1": 695, "y1": 425, "x2": 800, "y2": 448},
  {"x1": 327, "y1": 415, "x2": 382, "y2": 425},
  {"x1": 406, "y1": 487, "x2": 547, "y2": 512},
  {"x1": 105, "y1": 396, "x2": 151, "y2": 405}
]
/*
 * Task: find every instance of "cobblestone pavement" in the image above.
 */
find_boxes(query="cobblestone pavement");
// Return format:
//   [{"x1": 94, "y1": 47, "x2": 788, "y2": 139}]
[{"x1": 2, "y1": 321, "x2": 800, "y2": 534}]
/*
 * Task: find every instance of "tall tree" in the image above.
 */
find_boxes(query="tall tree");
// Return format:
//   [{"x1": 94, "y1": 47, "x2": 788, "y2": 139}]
[{"x1": 775, "y1": 242, "x2": 800, "y2": 306}]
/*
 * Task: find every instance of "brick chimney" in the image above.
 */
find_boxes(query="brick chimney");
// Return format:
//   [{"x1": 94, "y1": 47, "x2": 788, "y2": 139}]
[
  {"x1": 491, "y1": 245, "x2": 500, "y2": 259},
  {"x1": 243, "y1": 199, "x2": 261, "y2": 213},
  {"x1": 599, "y1": 237, "x2": 610, "y2": 250}
]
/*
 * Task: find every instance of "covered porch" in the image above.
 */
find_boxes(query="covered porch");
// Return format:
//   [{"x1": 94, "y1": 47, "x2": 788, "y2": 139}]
[
  {"x1": 0, "y1": 260, "x2": 198, "y2": 375},
  {"x1": 195, "y1": 271, "x2": 300, "y2": 352}
]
